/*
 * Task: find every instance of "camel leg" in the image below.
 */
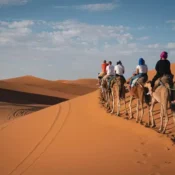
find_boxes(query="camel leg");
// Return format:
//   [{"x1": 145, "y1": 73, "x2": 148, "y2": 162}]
[
  {"x1": 162, "y1": 104, "x2": 169, "y2": 134},
  {"x1": 100, "y1": 88, "x2": 104, "y2": 103},
  {"x1": 173, "y1": 112, "x2": 175, "y2": 125},
  {"x1": 150, "y1": 98, "x2": 156, "y2": 128},
  {"x1": 146, "y1": 104, "x2": 151, "y2": 126},
  {"x1": 105, "y1": 91, "x2": 109, "y2": 110},
  {"x1": 102, "y1": 88, "x2": 106, "y2": 102},
  {"x1": 116, "y1": 95, "x2": 121, "y2": 116},
  {"x1": 136, "y1": 99, "x2": 139, "y2": 123},
  {"x1": 159, "y1": 105, "x2": 164, "y2": 132},
  {"x1": 104, "y1": 89, "x2": 107, "y2": 102},
  {"x1": 129, "y1": 96, "x2": 133, "y2": 119},
  {"x1": 107, "y1": 91, "x2": 111, "y2": 111},
  {"x1": 101, "y1": 87, "x2": 104, "y2": 102},
  {"x1": 123, "y1": 98, "x2": 128, "y2": 116},
  {"x1": 139, "y1": 101, "x2": 144, "y2": 124},
  {"x1": 110, "y1": 88, "x2": 115, "y2": 114}
]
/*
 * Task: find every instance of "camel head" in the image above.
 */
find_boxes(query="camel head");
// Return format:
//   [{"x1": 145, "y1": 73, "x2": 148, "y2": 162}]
[
  {"x1": 144, "y1": 81, "x2": 153, "y2": 95},
  {"x1": 144, "y1": 81, "x2": 152, "y2": 88}
]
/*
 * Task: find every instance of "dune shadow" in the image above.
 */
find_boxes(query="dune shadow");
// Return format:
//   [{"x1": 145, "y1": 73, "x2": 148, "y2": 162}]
[{"x1": 0, "y1": 88, "x2": 68, "y2": 105}]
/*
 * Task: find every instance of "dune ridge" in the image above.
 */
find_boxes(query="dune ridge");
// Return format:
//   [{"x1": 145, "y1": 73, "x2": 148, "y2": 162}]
[{"x1": 1, "y1": 76, "x2": 97, "y2": 96}]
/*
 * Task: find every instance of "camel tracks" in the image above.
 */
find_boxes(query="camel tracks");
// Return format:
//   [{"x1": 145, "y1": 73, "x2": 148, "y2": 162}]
[
  {"x1": 13, "y1": 107, "x2": 43, "y2": 118},
  {"x1": 8, "y1": 105, "x2": 62, "y2": 175},
  {"x1": 19, "y1": 102, "x2": 71, "y2": 175},
  {"x1": 0, "y1": 107, "x2": 44, "y2": 132}
]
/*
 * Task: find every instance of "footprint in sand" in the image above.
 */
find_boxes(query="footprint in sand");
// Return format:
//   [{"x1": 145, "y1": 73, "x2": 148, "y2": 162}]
[
  {"x1": 136, "y1": 160, "x2": 147, "y2": 165},
  {"x1": 134, "y1": 149, "x2": 139, "y2": 152},
  {"x1": 165, "y1": 161, "x2": 171, "y2": 164},
  {"x1": 140, "y1": 141, "x2": 146, "y2": 145},
  {"x1": 165, "y1": 147, "x2": 171, "y2": 151},
  {"x1": 152, "y1": 165, "x2": 160, "y2": 169},
  {"x1": 134, "y1": 148, "x2": 142, "y2": 153},
  {"x1": 142, "y1": 153, "x2": 152, "y2": 158},
  {"x1": 149, "y1": 173, "x2": 161, "y2": 175}
]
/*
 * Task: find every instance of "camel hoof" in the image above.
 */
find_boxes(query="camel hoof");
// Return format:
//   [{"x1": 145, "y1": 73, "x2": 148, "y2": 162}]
[
  {"x1": 140, "y1": 121, "x2": 143, "y2": 125},
  {"x1": 125, "y1": 112, "x2": 128, "y2": 116},
  {"x1": 129, "y1": 116, "x2": 133, "y2": 120},
  {"x1": 159, "y1": 128, "x2": 163, "y2": 133},
  {"x1": 116, "y1": 113, "x2": 120, "y2": 117},
  {"x1": 162, "y1": 130, "x2": 166, "y2": 134},
  {"x1": 151, "y1": 124, "x2": 156, "y2": 128},
  {"x1": 145, "y1": 123, "x2": 150, "y2": 128},
  {"x1": 136, "y1": 120, "x2": 139, "y2": 123}
]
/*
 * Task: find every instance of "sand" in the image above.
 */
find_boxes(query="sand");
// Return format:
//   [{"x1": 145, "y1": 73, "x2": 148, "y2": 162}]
[
  {"x1": 0, "y1": 64, "x2": 175, "y2": 175},
  {"x1": 0, "y1": 77, "x2": 97, "y2": 126}
]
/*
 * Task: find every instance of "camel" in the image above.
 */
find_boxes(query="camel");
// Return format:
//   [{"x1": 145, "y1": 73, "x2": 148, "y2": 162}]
[
  {"x1": 110, "y1": 76, "x2": 128, "y2": 116},
  {"x1": 145, "y1": 77, "x2": 175, "y2": 134},
  {"x1": 171, "y1": 82, "x2": 175, "y2": 125},
  {"x1": 100, "y1": 76, "x2": 127, "y2": 116},
  {"x1": 126, "y1": 77, "x2": 150, "y2": 124},
  {"x1": 99, "y1": 78, "x2": 108, "y2": 103},
  {"x1": 100, "y1": 77, "x2": 115, "y2": 111}
]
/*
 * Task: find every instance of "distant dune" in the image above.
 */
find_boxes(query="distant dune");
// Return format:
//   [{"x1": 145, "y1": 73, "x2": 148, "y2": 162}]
[
  {"x1": 2, "y1": 76, "x2": 97, "y2": 96},
  {"x1": 58, "y1": 79, "x2": 98, "y2": 88},
  {"x1": 0, "y1": 64, "x2": 175, "y2": 175}
]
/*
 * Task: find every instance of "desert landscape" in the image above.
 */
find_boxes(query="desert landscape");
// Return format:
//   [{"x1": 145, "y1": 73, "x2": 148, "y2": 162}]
[{"x1": 0, "y1": 64, "x2": 175, "y2": 175}]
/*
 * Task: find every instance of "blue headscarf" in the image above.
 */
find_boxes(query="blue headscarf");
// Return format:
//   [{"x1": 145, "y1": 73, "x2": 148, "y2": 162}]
[{"x1": 138, "y1": 58, "x2": 145, "y2": 65}]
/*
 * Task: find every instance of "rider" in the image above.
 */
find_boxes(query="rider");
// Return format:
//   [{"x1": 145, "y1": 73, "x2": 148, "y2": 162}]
[
  {"x1": 102, "y1": 61, "x2": 115, "y2": 88},
  {"x1": 98, "y1": 60, "x2": 108, "y2": 85},
  {"x1": 151, "y1": 51, "x2": 174, "y2": 89},
  {"x1": 129, "y1": 58, "x2": 148, "y2": 88},
  {"x1": 115, "y1": 60, "x2": 126, "y2": 83}
]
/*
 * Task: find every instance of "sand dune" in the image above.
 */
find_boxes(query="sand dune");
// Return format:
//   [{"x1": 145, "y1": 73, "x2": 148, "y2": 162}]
[
  {"x1": 0, "y1": 64, "x2": 175, "y2": 175},
  {"x1": 59, "y1": 79, "x2": 98, "y2": 88},
  {"x1": 2, "y1": 76, "x2": 97, "y2": 96},
  {"x1": 0, "y1": 77, "x2": 97, "y2": 127},
  {"x1": 1, "y1": 91, "x2": 175, "y2": 175}
]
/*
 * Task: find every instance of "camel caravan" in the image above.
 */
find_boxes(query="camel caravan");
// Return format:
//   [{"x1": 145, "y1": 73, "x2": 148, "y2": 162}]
[{"x1": 98, "y1": 51, "x2": 175, "y2": 136}]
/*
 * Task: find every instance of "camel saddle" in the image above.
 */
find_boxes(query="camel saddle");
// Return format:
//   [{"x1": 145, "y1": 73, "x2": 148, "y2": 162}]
[
  {"x1": 153, "y1": 75, "x2": 173, "y2": 91},
  {"x1": 110, "y1": 76, "x2": 125, "y2": 88},
  {"x1": 131, "y1": 76, "x2": 148, "y2": 88}
]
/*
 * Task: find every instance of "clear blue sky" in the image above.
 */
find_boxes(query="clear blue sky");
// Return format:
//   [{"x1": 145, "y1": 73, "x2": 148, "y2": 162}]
[{"x1": 0, "y1": 0, "x2": 175, "y2": 80}]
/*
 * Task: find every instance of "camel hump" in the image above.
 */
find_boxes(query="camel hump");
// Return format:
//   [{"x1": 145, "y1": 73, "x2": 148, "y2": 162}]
[
  {"x1": 137, "y1": 76, "x2": 148, "y2": 85},
  {"x1": 160, "y1": 75, "x2": 172, "y2": 84},
  {"x1": 116, "y1": 76, "x2": 126, "y2": 85}
]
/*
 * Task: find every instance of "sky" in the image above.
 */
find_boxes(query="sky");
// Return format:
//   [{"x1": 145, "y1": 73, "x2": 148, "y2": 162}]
[{"x1": 0, "y1": 0, "x2": 175, "y2": 80}]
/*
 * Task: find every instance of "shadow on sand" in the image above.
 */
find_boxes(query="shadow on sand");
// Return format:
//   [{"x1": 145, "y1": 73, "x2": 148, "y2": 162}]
[
  {"x1": 0, "y1": 88, "x2": 69, "y2": 121},
  {"x1": 0, "y1": 88, "x2": 68, "y2": 105}
]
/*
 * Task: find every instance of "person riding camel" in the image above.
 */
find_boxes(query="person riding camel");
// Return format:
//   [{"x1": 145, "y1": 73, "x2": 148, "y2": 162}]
[
  {"x1": 115, "y1": 60, "x2": 126, "y2": 83},
  {"x1": 101, "y1": 61, "x2": 115, "y2": 88},
  {"x1": 151, "y1": 51, "x2": 174, "y2": 90},
  {"x1": 129, "y1": 58, "x2": 148, "y2": 89},
  {"x1": 98, "y1": 60, "x2": 109, "y2": 85}
]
